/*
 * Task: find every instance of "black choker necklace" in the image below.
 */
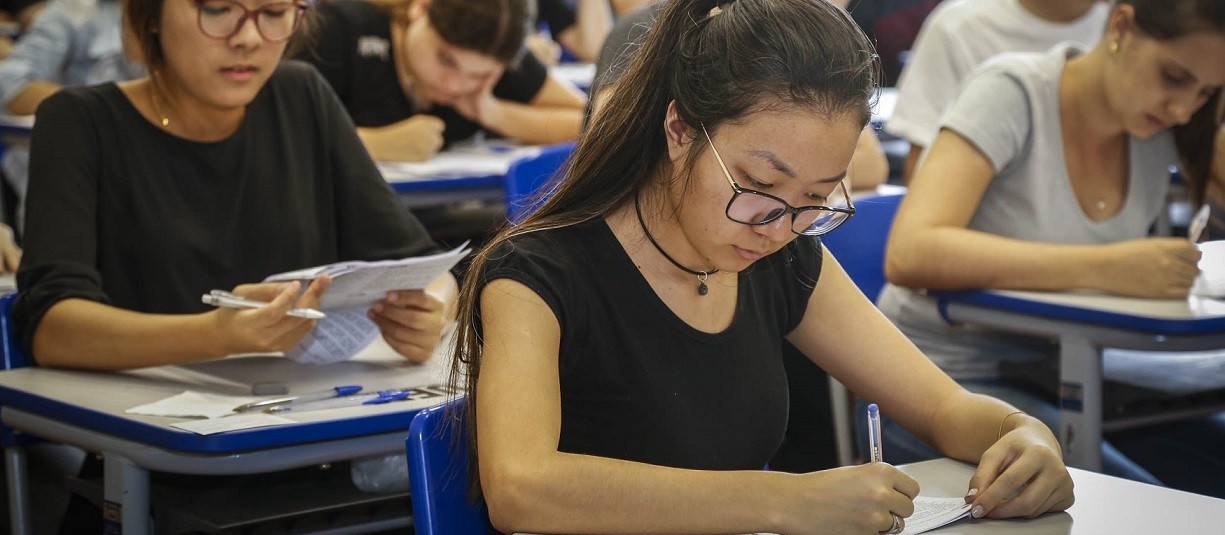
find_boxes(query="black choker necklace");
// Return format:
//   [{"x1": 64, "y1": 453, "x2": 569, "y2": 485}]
[{"x1": 634, "y1": 196, "x2": 719, "y2": 296}]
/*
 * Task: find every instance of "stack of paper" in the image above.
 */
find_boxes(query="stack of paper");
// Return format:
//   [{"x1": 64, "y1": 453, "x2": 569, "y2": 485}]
[{"x1": 266, "y1": 244, "x2": 470, "y2": 364}]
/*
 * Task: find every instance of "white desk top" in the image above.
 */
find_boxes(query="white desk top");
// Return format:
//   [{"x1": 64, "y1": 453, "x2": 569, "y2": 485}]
[
  {"x1": 986, "y1": 289, "x2": 1225, "y2": 321},
  {"x1": 0, "y1": 337, "x2": 453, "y2": 429},
  {"x1": 901, "y1": 458, "x2": 1225, "y2": 533}
]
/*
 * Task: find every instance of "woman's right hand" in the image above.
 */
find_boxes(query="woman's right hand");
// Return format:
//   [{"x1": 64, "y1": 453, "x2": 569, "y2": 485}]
[
  {"x1": 358, "y1": 115, "x2": 445, "y2": 162},
  {"x1": 211, "y1": 278, "x2": 330, "y2": 354},
  {"x1": 1096, "y1": 238, "x2": 1201, "y2": 298},
  {"x1": 776, "y1": 463, "x2": 919, "y2": 535}
]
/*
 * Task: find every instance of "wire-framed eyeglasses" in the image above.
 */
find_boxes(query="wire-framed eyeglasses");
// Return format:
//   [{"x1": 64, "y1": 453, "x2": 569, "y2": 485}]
[
  {"x1": 193, "y1": 0, "x2": 310, "y2": 43},
  {"x1": 701, "y1": 124, "x2": 855, "y2": 236}
]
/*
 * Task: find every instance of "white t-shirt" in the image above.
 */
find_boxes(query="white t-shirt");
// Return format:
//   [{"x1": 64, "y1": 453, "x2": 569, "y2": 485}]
[
  {"x1": 885, "y1": 0, "x2": 1109, "y2": 149},
  {"x1": 878, "y1": 44, "x2": 1179, "y2": 381}
]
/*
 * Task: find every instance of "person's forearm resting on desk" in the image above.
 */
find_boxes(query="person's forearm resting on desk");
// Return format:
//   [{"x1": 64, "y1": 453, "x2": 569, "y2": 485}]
[
  {"x1": 477, "y1": 76, "x2": 586, "y2": 144},
  {"x1": 553, "y1": 0, "x2": 614, "y2": 63},
  {"x1": 5, "y1": 79, "x2": 58, "y2": 115},
  {"x1": 887, "y1": 130, "x2": 1200, "y2": 299}
]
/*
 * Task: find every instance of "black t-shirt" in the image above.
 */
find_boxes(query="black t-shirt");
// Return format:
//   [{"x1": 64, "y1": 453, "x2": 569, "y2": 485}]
[
  {"x1": 299, "y1": 0, "x2": 550, "y2": 146},
  {"x1": 478, "y1": 220, "x2": 823, "y2": 469},
  {"x1": 536, "y1": 0, "x2": 577, "y2": 36},
  {"x1": 15, "y1": 61, "x2": 440, "y2": 353}
]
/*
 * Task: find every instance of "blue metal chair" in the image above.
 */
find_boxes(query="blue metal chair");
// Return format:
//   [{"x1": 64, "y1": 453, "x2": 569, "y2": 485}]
[
  {"x1": 0, "y1": 291, "x2": 34, "y2": 534},
  {"x1": 406, "y1": 396, "x2": 494, "y2": 535},
  {"x1": 504, "y1": 142, "x2": 577, "y2": 224},
  {"x1": 819, "y1": 194, "x2": 904, "y2": 301}
]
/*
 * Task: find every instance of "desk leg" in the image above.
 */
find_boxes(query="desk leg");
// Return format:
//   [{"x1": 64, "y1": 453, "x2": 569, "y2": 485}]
[
  {"x1": 1059, "y1": 335, "x2": 1102, "y2": 471},
  {"x1": 4, "y1": 446, "x2": 31, "y2": 535},
  {"x1": 103, "y1": 454, "x2": 149, "y2": 535}
]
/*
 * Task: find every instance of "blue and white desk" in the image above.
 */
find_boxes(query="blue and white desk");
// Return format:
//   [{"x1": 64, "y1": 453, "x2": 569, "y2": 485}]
[
  {"x1": 933, "y1": 290, "x2": 1225, "y2": 470},
  {"x1": 380, "y1": 144, "x2": 544, "y2": 209},
  {"x1": 904, "y1": 458, "x2": 1225, "y2": 534},
  {"x1": 0, "y1": 339, "x2": 455, "y2": 534}
]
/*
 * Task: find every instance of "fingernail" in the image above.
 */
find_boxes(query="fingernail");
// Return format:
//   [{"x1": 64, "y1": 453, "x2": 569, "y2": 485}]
[
  {"x1": 966, "y1": 488, "x2": 979, "y2": 498},
  {"x1": 387, "y1": 293, "x2": 397, "y2": 303},
  {"x1": 971, "y1": 505, "x2": 984, "y2": 519},
  {"x1": 372, "y1": 303, "x2": 383, "y2": 313}
]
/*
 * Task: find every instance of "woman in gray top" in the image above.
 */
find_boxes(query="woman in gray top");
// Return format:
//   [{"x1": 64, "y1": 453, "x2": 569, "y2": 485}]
[{"x1": 876, "y1": 0, "x2": 1225, "y2": 498}]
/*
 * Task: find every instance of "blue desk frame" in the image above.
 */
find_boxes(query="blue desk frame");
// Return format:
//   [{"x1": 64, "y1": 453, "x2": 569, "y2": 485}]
[
  {"x1": 933, "y1": 290, "x2": 1225, "y2": 471},
  {"x1": 0, "y1": 348, "x2": 453, "y2": 535}
]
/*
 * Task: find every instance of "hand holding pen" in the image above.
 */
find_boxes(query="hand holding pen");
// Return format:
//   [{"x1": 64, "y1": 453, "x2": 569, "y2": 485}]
[{"x1": 210, "y1": 278, "x2": 330, "y2": 355}]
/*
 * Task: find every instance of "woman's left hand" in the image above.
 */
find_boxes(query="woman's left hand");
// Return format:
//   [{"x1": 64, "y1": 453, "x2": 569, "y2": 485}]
[
  {"x1": 369, "y1": 290, "x2": 447, "y2": 363},
  {"x1": 452, "y1": 66, "x2": 505, "y2": 128},
  {"x1": 965, "y1": 416, "x2": 1075, "y2": 520}
]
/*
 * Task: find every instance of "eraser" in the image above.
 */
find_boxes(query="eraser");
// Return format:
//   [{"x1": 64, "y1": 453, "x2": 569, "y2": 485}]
[{"x1": 251, "y1": 382, "x2": 289, "y2": 396}]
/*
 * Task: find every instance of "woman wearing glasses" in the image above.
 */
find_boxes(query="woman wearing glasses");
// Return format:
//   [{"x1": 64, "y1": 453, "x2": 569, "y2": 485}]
[
  {"x1": 298, "y1": 0, "x2": 586, "y2": 163},
  {"x1": 448, "y1": 1, "x2": 1072, "y2": 533},
  {"x1": 881, "y1": 0, "x2": 1225, "y2": 497},
  {"x1": 14, "y1": 0, "x2": 457, "y2": 370}
]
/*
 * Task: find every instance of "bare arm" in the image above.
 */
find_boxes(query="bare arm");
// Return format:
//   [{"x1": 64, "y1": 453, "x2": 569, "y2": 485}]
[
  {"x1": 32, "y1": 279, "x2": 328, "y2": 370},
  {"x1": 848, "y1": 127, "x2": 888, "y2": 191},
  {"x1": 787, "y1": 251, "x2": 1071, "y2": 518},
  {"x1": 6, "y1": 79, "x2": 59, "y2": 115},
  {"x1": 610, "y1": 0, "x2": 651, "y2": 16},
  {"x1": 483, "y1": 74, "x2": 586, "y2": 144},
  {"x1": 477, "y1": 278, "x2": 918, "y2": 535},
  {"x1": 554, "y1": 0, "x2": 614, "y2": 62},
  {"x1": 901, "y1": 143, "x2": 922, "y2": 185},
  {"x1": 885, "y1": 129, "x2": 1200, "y2": 297}
]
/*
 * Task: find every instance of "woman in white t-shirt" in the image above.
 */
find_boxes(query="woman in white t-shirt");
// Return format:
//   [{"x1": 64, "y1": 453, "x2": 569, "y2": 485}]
[{"x1": 877, "y1": 0, "x2": 1225, "y2": 498}]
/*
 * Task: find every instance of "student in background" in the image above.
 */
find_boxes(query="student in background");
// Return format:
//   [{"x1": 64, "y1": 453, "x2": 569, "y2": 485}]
[
  {"x1": 0, "y1": 0, "x2": 144, "y2": 236},
  {"x1": 880, "y1": 0, "x2": 1225, "y2": 497},
  {"x1": 886, "y1": 0, "x2": 1109, "y2": 182},
  {"x1": 14, "y1": 0, "x2": 458, "y2": 370},
  {"x1": 453, "y1": 1, "x2": 1073, "y2": 533},
  {"x1": 589, "y1": 0, "x2": 888, "y2": 191},
  {"x1": 528, "y1": 0, "x2": 614, "y2": 64},
  {"x1": 0, "y1": 0, "x2": 44, "y2": 58},
  {"x1": 299, "y1": 0, "x2": 586, "y2": 163}
]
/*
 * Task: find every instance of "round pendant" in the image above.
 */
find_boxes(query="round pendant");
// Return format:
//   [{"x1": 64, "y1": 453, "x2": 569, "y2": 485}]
[{"x1": 698, "y1": 281, "x2": 709, "y2": 296}]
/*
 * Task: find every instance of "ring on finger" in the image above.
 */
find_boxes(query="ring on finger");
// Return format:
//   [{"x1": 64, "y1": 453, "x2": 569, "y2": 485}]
[{"x1": 881, "y1": 513, "x2": 904, "y2": 534}]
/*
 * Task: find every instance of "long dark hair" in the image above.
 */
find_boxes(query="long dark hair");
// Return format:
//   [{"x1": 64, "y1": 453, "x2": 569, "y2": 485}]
[
  {"x1": 1120, "y1": 0, "x2": 1225, "y2": 207},
  {"x1": 448, "y1": 0, "x2": 879, "y2": 499},
  {"x1": 368, "y1": 0, "x2": 530, "y2": 65}
]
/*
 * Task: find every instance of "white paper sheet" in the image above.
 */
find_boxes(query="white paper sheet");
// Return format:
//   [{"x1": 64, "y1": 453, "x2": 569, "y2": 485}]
[
  {"x1": 171, "y1": 413, "x2": 296, "y2": 434},
  {"x1": 286, "y1": 307, "x2": 381, "y2": 365},
  {"x1": 378, "y1": 144, "x2": 541, "y2": 182},
  {"x1": 125, "y1": 391, "x2": 263, "y2": 419},
  {"x1": 899, "y1": 496, "x2": 973, "y2": 534},
  {"x1": 264, "y1": 244, "x2": 470, "y2": 363},
  {"x1": 1190, "y1": 240, "x2": 1225, "y2": 298}
]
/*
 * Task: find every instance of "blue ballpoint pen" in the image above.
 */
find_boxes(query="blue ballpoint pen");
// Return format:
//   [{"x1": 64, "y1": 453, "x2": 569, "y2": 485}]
[
  {"x1": 263, "y1": 390, "x2": 414, "y2": 414},
  {"x1": 233, "y1": 385, "x2": 364, "y2": 413},
  {"x1": 867, "y1": 403, "x2": 884, "y2": 463}
]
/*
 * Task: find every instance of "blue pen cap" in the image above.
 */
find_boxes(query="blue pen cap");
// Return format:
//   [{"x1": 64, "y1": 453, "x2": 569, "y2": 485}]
[
  {"x1": 868, "y1": 403, "x2": 879, "y2": 415},
  {"x1": 335, "y1": 385, "x2": 363, "y2": 396}
]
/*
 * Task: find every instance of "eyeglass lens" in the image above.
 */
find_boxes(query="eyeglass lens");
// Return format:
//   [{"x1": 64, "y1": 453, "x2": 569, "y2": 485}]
[{"x1": 198, "y1": 0, "x2": 303, "y2": 41}]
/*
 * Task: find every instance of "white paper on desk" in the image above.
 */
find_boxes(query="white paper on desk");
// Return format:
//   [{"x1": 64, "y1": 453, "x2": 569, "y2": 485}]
[
  {"x1": 377, "y1": 144, "x2": 541, "y2": 181},
  {"x1": 125, "y1": 391, "x2": 263, "y2": 419},
  {"x1": 1190, "y1": 240, "x2": 1225, "y2": 298},
  {"x1": 513, "y1": 498, "x2": 968, "y2": 535},
  {"x1": 1104, "y1": 347, "x2": 1225, "y2": 395},
  {"x1": 899, "y1": 496, "x2": 972, "y2": 534},
  {"x1": 286, "y1": 306, "x2": 380, "y2": 364},
  {"x1": 171, "y1": 413, "x2": 295, "y2": 434},
  {"x1": 266, "y1": 244, "x2": 470, "y2": 310}
]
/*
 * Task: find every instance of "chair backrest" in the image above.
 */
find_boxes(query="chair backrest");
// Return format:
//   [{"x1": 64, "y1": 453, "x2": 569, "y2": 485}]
[
  {"x1": 406, "y1": 396, "x2": 493, "y2": 535},
  {"x1": 504, "y1": 142, "x2": 577, "y2": 224},
  {"x1": 0, "y1": 291, "x2": 30, "y2": 371},
  {"x1": 819, "y1": 194, "x2": 904, "y2": 302}
]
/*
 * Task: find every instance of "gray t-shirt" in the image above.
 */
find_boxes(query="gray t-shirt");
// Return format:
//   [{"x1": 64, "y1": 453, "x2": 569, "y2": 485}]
[{"x1": 877, "y1": 44, "x2": 1179, "y2": 381}]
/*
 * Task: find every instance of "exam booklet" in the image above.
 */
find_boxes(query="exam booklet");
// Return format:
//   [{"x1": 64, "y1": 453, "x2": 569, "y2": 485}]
[{"x1": 265, "y1": 244, "x2": 470, "y2": 364}]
